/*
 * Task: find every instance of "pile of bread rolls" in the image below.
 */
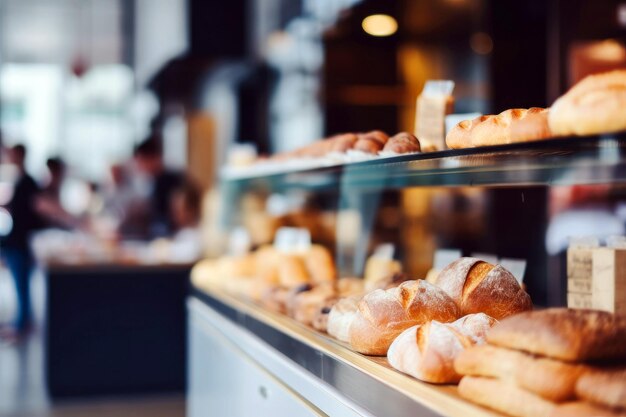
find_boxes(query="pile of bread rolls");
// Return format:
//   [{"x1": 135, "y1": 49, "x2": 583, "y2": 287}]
[
  {"x1": 446, "y1": 69, "x2": 626, "y2": 149},
  {"x1": 268, "y1": 131, "x2": 423, "y2": 162},
  {"x1": 326, "y1": 257, "x2": 533, "y2": 383},
  {"x1": 455, "y1": 308, "x2": 626, "y2": 417}
]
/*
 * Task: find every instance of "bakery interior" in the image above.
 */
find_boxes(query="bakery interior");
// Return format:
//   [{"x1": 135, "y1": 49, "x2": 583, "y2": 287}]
[{"x1": 1, "y1": 0, "x2": 626, "y2": 416}]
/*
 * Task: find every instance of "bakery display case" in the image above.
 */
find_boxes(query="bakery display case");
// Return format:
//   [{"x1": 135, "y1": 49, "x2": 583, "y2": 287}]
[{"x1": 188, "y1": 122, "x2": 626, "y2": 417}]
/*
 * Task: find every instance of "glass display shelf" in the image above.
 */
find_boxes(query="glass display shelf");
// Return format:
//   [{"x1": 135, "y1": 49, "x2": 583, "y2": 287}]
[{"x1": 221, "y1": 132, "x2": 626, "y2": 192}]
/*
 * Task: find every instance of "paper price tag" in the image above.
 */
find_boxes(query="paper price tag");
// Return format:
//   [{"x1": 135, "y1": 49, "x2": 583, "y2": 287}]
[
  {"x1": 274, "y1": 227, "x2": 311, "y2": 253},
  {"x1": 500, "y1": 258, "x2": 527, "y2": 284},
  {"x1": 228, "y1": 227, "x2": 251, "y2": 256}
]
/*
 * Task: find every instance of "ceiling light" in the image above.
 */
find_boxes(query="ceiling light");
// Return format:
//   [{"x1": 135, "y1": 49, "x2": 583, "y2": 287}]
[{"x1": 362, "y1": 14, "x2": 398, "y2": 37}]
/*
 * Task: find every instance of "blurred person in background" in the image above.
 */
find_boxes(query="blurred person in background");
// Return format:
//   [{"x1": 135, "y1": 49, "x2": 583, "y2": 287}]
[
  {"x1": 132, "y1": 133, "x2": 183, "y2": 239},
  {"x1": 0, "y1": 145, "x2": 41, "y2": 341},
  {"x1": 35, "y1": 157, "x2": 81, "y2": 230}
]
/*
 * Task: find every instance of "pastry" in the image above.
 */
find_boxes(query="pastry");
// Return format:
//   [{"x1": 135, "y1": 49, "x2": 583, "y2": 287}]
[{"x1": 382, "y1": 132, "x2": 421, "y2": 154}]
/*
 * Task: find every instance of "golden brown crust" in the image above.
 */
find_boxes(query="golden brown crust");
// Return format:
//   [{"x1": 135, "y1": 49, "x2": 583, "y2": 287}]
[
  {"x1": 348, "y1": 280, "x2": 459, "y2": 355},
  {"x1": 576, "y1": 367, "x2": 626, "y2": 410},
  {"x1": 328, "y1": 133, "x2": 359, "y2": 152},
  {"x1": 487, "y1": 308, "x2": 626, "y2": 361},
  {"x1": 458, "y1": 376, "x2": 557, "y2": 417},
  {"x1": 382, "y1": 132, "x2": 421, "y2": 154},
  {"x1": 549, "y1": 70, "x2": 626, "y2": 136},
  {"x1": 304, "y1": 245, "x2": 337, "y2": 283},
  {"x1": 446, "y1": 108, "x2": 551, "y2": 149},
  {"x1": 455, "y1": 344, "x2": 588, "y2": 402},
  {"x1": 436, "y1": 257, "x2": 532, "y2": 320},
  {"x1": 277, "y1": 254, "x2": 310, "y2": 287},
  {"x1": 549, "y1": 402, "x2": 626, "y2": 417}
]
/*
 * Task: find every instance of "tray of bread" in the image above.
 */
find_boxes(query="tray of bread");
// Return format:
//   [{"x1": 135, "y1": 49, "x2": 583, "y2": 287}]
[{"x1": 192, "y1": 245, "x2": 626, "y2": 417}]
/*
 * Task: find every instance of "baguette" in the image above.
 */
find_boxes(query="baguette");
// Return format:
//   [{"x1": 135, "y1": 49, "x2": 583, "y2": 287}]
[
  {"x1": 487, "y1": 308, "x2": 626, "y2": 361},
  {"x1": 455, "y1": 344, "x2": 588, "y2": 402},
  {"x1": 435, "y1": 257, "x2": 532, "y2": 320},
  {"x1": 549, "y1": 402, "x2": 626, "y2": 417},
  {"x1": 458, "y1": 376, "x2": 557, "y2": 417},
  {"x1": 349, "y1": 280, "x2": 459, "y2": 355},
  {"x1": 576, "y1": 367, "x2": 626, "y2": 410}
]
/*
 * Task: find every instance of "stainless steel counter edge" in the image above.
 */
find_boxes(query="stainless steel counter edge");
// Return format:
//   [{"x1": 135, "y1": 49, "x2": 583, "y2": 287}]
[{"x1": 189, "y1": 291, "x2": 444, "y2": 417}]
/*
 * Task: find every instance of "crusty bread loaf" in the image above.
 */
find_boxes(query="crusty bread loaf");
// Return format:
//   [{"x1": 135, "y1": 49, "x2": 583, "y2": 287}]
[
  {"x1": 458, "y1": 376, "x2": 557, "y2": 417},
  {"x1": 549, "y1": 402, "x2": 626, "y2": 417},
  {"x1": 576, "y1": 367, "x2": 626, "y2": 410},
  {"x1": 388, "y1": 313, "x2": 496, "y2": 383},
  {"x1": 382, "y1": 132, "x2": 421, "y2": 154},
  {"x1": 549, "y1": 70, "x2": 626, "y2": 136},
  {"x1": 327, "y1": 296, "x2": 360, "y2": 342},
  {"x1": 446, "y1": 108, "x2": 551, "y2": 149},
  {"x1": 304, "y1": 245, "x2": 336, "y2": 283},
  {"x1": 454, "y1": 344, "x2": 588, "y2": 402},
  {"x1": 435, "y1": 257, "x2": 532, "y2": 320},
  {"x1": 487, "y1": 308, "x2": 626, "y2": 361},
  {"x1": 348, "y1": 280, "x2": 460, "y2": 355}
]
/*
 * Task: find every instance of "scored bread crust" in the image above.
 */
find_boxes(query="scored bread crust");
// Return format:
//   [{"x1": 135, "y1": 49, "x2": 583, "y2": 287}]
[
  {"x1": 549, "y1": 69, "x2": 626, "y2": 136},
  {"x1": 454, "y1": 344, "x2": 588, "y2": 402},
  {"x1": 348, "y1": 280, "x2": 459, "y2": 355},
  {"x1": 458, "y1": 376, "x2": 557, "y2": 417},
  {"x1": 446, "y1": 108, "x2": 551, "y2": 149},
  {"x1": 576, "y1": 367, "x2": 626, "y2": 410},
  {"x1": 435, "y1": 257, "x2": 532, "y2": 320},
  {"x1": 486, "y1": 308, "x2": 626, "y2": 362},
  {"x1": 388, "y1": 313, "x2": 496, "y2": 384}
]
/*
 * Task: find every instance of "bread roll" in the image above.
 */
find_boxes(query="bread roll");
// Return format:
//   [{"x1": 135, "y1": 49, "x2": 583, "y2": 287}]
[
  {"x1": 277, "y1": 254, "x2": 310, "y2": 287},
  {"x1": 549, "y1": 402, "x2": 626, "y2": 417},
  {"x1": 312, "y1": 296, "x2": 340, "y2": 332},
  {"x1": 387, "y1": 313, "x2": 495, "y2": 383},
  {"x1": 304, "y1": 245, "x2": 336, "y2": 283},
  {"x1": 458, "y1": 376, "x2": 557, "y2": 417},
  {"x1": 549, "y1": 70, "x2": 626, "y2": 136},
  {"x1": 348, "y1": 280, "x2": 460, "y2": 355},
  {"x1": 382, "y1": 132, "x2": 421, "y2": 154},
  {"x1": 576, "y1": 367, "x2": 626, "y2": 410},
  {"x1": 327, "y1": 296, "x2": 361, "y2": 342},
  {"x1": 255, "y1": 245, "x2": 280, "y2": 284},
  {"x1": 486, "y1": 308, "x2": 626, "y2": 362},
  {"x1": 455, "y1": 344, "x2": 588, "y2": 402},
  {"x1": 328, "y1": 133, "x2": 358, "y2": 153},
  {"x1": 260, "y1": 285, "x2": 290, "y2": 314},
  {"x1": 446, "y1": 108, "x2": 551, "y2": 149},
  {"x1": 354, "y1": 131, "x2": 388, "y2": 154},
  {"x1": 435, "y1": 257, "x2": 532, "y2": 320},
  {"x1": 287, "y1": 283, "x2": 337, "y2": 326},
  {"x1": 364, "y1": 258, "x2": 403, "y2": 291}
]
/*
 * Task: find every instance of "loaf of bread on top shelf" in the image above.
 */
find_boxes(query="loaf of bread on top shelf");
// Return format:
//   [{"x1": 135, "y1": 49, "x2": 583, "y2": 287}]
[
  {"x1": 354, "y1": 130, "x2": 389, "y2": 154},
  {"x1": 549, "y1": 69, "x2": 626, "y2": 136},
  {"x1": 382, "y1": 132, "x2": 422, "y2": 154},
  {"x1": 387, "y1": 313, "x2": 496, "y2": 384},
  {"x1": 348, "y1": 280, "x2": 460, "y2": 355},
  {"x1": 435, "y1": 257, "x2": 532, "y2": 320},
  {"x1": 486, "y1": 308, "x2": 626, "y2": 362},
  {"x1": 446, "y1": 107, "x2": 551, "y2": 149},
  {"x1": 458, "y1": 376, "x2": 557, "y2": 417}
]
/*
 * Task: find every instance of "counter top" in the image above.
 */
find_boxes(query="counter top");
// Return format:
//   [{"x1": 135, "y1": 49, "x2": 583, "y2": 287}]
[{"x1": 192, "y1": 285, "x2": 504, "y2": 417}]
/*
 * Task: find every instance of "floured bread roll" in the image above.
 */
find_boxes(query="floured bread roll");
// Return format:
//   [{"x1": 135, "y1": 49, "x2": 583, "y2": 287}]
[
  {"x1": 327, "y1": 296, "x2": 361, "y2": 342},
  {"x1": 549, "y1": 69, "x2": 626, "y2": 136},
  {"x1": 388, "y1": 313, "x2": 496, "y2": 383},
  {"x1": 348, "y1": 280, "x2": 460, "y2": 355},
  {"x1": 446, "y1": 108, "x2": 551, "y2": 149},
  {"x1": 435, "y1": 257, "x2": 532, "y2": 320}
]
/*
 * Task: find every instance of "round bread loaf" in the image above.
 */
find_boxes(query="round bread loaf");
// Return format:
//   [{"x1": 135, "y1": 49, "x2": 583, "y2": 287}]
[
  {"x1": 549, "y1": 70, "x2": 626, "y2": 136},
  {"x1": 435, "y1": 257, "x2": 532, "y2": 320},
  {"x1": 388, "y1": 313, "x2": 496, "y2": 384},
  {"x1": 348, "y1": 280, "x2": 460, "y2": 355},
  {"x1": 329, "y1": 133, "x2": 359, "y2": 153},
  {"x1": 327, "y1": 296, "x2": 361, "y2": 342}
]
